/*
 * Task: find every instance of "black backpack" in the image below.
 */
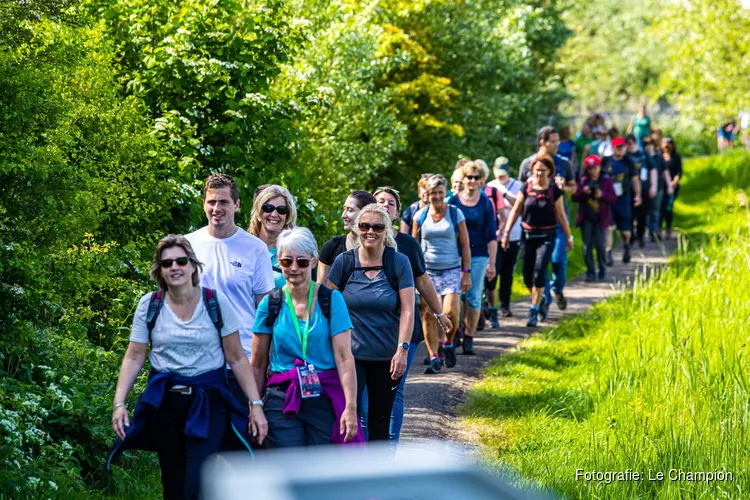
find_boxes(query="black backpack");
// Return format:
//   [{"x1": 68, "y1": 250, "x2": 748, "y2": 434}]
[
  {"x1": 264, "y1": 284, "x2": 334, "y2": 328},
  {"x1": 334, "y1": 246, "x2": 401, "y2": 311},
  {"x1": 146, "y1": 287, "x2": 223, "y2": 343}
]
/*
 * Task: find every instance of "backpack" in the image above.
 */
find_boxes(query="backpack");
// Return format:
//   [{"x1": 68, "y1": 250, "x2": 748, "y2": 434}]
[
  {"x1": 521, "y1": 181, "x2": 558, "y2": 232},
  {"x1": 416, "y1": 204, "x2": 462, "y2": 256},
  {"x1": 146, "y1": 287, "x2": 224, "y2": 343},
  {"x1": 264, "y1": 284, "x2": 334, "y2": 328}
]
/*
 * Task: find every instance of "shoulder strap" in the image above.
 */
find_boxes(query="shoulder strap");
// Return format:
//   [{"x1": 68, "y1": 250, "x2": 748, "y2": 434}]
[
  {"x1": 146, "y1": 289, "x2": 165, "y2": 345},
  {"x1": 381, "y1": 246, "x2": 400, "y2": 294},
  {"x1": 317, "y1": 284, "x2": 333, "y2": 322},
  {"x1": 449, "y1": 204, "x2": 462, "y2": 257},
  {"x1": 338, "y1": 249, "x2": 356, "y2": 294},
  {"x1": 265, "y1": 289, "x2": 284, "y2": 328},
  {"x1": 201, "y1": 288, "x2": 224, "y2": 340}
]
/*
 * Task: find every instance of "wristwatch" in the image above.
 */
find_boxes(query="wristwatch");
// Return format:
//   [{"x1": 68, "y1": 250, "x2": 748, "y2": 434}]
[
  {"x1": 399, "y1": 342, "x2": 410, "y2": 351},
  {"x1": 568, "y1": 235, "x2": 574, "y2": 243},
  {"x1": 462, "y1": 268, "x2": 471, "y2": 273},
  {"x1": 249, "y1": 400, "x2": 264, "y2": 408}
]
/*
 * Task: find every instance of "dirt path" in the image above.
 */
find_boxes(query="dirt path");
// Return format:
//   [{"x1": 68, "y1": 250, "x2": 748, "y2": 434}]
[{"x1": 399, "y1": 238, "x2": 678, "y2": 447}]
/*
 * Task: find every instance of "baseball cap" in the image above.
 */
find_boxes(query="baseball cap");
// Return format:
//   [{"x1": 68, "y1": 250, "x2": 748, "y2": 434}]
[
  {"x1": 584, "y1": 155, "x2": 601, "y2": 168},
  {"x1": 612, "y1": 137, "x2": 626, "y2": 148},
  {"x1": 493, "y1": 156, "x2": 509, "y2": 169}
]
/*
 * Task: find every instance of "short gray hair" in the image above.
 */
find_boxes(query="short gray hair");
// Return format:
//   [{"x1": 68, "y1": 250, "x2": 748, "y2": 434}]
[{"x1": 277, "y1": 227, "x2": 318, "y2": 258}]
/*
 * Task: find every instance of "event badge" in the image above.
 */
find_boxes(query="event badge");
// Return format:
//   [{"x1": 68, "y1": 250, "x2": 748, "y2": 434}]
[
  {"x1": 613, "y1": 182, "x2": 623, "y2": 197},
  {"x1": 640, "y1": 166, "x2": 648, "y2": 181},
  {"x1": 297, "y1": 363, "x2": 322, "y2": 398}
]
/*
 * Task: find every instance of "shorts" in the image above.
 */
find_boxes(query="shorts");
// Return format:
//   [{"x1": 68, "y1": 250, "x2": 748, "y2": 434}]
[
  {"x1": 612, "y1": 197, "x2": 633, "y2": 232},
  {"x1": 426, "y1": 267, "x2": 462, "y2": 297}
]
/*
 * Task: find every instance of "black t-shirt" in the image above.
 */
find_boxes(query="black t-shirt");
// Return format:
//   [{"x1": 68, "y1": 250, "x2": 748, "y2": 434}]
[
  {"x1": 664, "y1": 153, "x2": 683, "y2": 180},
  {"x1": 521, "y1": 182, "x2": 563, "y2": 230},
  {"x1": 395, "y1": 232, "x2": 426, "y2": 344},
  {"x1": 319, "y1": 235, "x2": 348, "y2": 266},
  {"x1": 602, "y1": 156, "x2": 637, "y2": 196}
]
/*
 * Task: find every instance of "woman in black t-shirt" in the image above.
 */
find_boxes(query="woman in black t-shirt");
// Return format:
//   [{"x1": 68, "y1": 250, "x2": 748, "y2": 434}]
[
  {"x1": 501, "y1": 154, "x2": 574, "y2": 327},
  {"x1": 660, "y1": 136, "x2": 682, "y2": 239}
]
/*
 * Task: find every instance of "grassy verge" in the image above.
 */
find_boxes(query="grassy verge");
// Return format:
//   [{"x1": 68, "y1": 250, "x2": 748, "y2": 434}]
[{"x1": 462, "y1": 152, "x2": 750, "y2": 499}]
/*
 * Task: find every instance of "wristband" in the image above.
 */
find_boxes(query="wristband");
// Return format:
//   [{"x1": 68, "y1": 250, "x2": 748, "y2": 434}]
[
  {"x1": 462, "y1": 268, "x2": 471, "y2": 273},
  {"x1": 113, "y1": 403, "x2": 126, "y2": 410},
  {"x1": 249, "y1": 400, "x2": 264, "y2": 408},
  {"x1": 568, "y1": 235, "x2": 574, "y2": 243},
  {"x1": 434, "y1": 312, "x2": 446, "y2": 319}
]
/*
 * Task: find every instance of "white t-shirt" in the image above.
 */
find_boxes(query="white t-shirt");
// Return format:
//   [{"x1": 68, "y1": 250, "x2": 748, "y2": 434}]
[
  {"x1": 487, "y1": 178, "x2": 522, "y2": 242},
  {"x1": 185, "y1": 227, "x2": 275, "y2": 358},
  {"x1": 599, "y1": 140, "x2": 614, "y2": 158},
  {"x1": 130, "y1": 291, "x2": 242, "y2": 376}
]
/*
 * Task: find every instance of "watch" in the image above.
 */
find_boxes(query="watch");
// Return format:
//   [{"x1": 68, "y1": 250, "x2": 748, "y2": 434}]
[
  {"x1": 462, "y1": 268, "x2": 471, "y2": 273},
  {"x1": 249, "y1": 400, "x2": 264, "y2": 408},
  {"x1": 399, "y1": 342, "x2": 410, "y2": 351}
]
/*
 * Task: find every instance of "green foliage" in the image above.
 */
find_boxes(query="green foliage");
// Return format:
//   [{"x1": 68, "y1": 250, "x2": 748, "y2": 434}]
[{"x1": 463, "y1": 152, "x2": 750, "y2": 498}]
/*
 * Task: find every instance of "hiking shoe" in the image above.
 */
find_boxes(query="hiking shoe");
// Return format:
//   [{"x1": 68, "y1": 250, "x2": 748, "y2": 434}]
[
  {"x1": 555, "y1": 293, "x2": 567, "y2": 311},
  {"x1": 462, "y1": 337, "x2": 476, "y2": 355},
  {"x1": 526, "y1": 307, "x2": 539, "y2": 327},
  {"x1": 423, "y1": 356, "x2": 430, "y2": 366},
  {"x1": 489, "y1": 308, "x2": 500, "y2": 329},
  {"x1": 623, "y1": 247, "x2": 631, "y2": 264},
  {"x1": 424, "y1": 357, "x2": 441, "y2": 374},
  {"x1": 444, "y1": 345, "x2": 457, "y2": 368},
  {"x1": 539, "y1": 296, "x2": 549, "y2": 322},
  {"x1": 500, "y1": 307, "x2": 513, "y2": 318},
  {"x1": 606, "y1": 250, "x2": 614, "y2": 267}
]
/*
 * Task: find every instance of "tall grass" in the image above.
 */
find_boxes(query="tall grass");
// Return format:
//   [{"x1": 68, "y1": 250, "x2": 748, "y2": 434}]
[{"x1": 463, "y1": 152, "x2": 750, "y2": 499}]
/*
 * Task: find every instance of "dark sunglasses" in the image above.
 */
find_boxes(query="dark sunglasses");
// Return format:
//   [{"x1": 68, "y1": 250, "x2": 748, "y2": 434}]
[
  {"x1": 262, "y1": 203, "x2": 290, "y2": 215},
  {"x1": 278, "y1": 257, "x2": 312, "y2": 269},
  {"x1": 358, "y1": 222, "x2": 386, "y2": 233},
  {"x1": 465, "y1": 175, "x2": 481, "y2": 181},
  {"x1": 160, "y1": 257, "x2": 190, "y2": 268}
]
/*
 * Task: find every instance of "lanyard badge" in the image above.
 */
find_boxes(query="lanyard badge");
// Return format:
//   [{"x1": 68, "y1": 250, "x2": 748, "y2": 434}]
[{"x1": 285, "y1": 285, "x2": 322, "y2": 398}]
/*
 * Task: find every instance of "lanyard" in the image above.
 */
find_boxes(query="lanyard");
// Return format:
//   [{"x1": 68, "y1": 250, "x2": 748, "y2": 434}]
[{"x1": 284, "y1": 285, "x2": 315, "y2": 361}]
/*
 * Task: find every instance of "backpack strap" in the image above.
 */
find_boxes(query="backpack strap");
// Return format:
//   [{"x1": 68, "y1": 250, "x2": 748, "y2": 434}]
[
  {"x1": 448, "y1": 204, "x2": 462, "y2": 257},
  {"x1": 263, "y1": 285, "x2": 333, "y2": 330},
  {"x1": 202, "y1": 288, "x2": 224, "y2": 339},
  {"x1": 317, "y1": 285, "x2": 333, "y2": 322},
  {"x1": 265, "y1": 289, "x2": 284, "y2": 328},
  {"x1": 337, "y1": 249, "x2": 356, "y2": 294},
  {"x1": 146, "y1": 289, "x2": 165, "y2": 345},
  {"x1": 416, "y1": 207, "x2": 429, "y2": 242}
]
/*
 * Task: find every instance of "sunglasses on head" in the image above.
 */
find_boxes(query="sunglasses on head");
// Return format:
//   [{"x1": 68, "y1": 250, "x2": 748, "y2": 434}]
[
  {"x1": 358, "y1": 222, "x2": 386, "y2": 233},
  {"x1": 465, "y1": 175, "x2": 481, "y2": 181},
  {"x1": 160, "y1": 257, "x2": 190, "y2": 268},
  {"x1": 262, "y1": 203, "x2": 289, "y2": 215},
  {"x1": 278, "y1": 256, "x2": 312, "y2": 269}
]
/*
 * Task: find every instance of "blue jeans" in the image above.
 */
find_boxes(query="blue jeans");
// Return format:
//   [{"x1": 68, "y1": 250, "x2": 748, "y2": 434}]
[
  {"x1": 360, "y1": 341, "x2": 419, "y2": 443},
  {"x1": 649, "y1": 190, "x2": 663, "y2": 233},
  {"x1": 466, "y1": 256, "x2": 490, "y2": 309},
  {"x1": 544, "y1": 226, "x2": 568, "y2": 304}
]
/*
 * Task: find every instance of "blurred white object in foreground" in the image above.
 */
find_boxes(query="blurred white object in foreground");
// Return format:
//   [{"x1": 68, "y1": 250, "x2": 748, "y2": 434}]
[{"x1": 203, "y1": 441, "x2": 552, "y2": 500}]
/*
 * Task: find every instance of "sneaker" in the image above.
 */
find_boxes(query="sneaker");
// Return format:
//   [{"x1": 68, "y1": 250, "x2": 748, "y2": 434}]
[
  {"x1": 623, "y1": 246, "x2": 631, "y2": 264},
  {"x1": 555, "y1": 293, "x2": 567, "y2": 311},
  {"x1": 488, "y1": 308, "x2": 500, "y2": 329},
  {"x1": 423, "y1": 356, "x2": 430, "y2": 366},
  {"x1": 539, "y1": 297, "x2": 549, "y2": 322},
  {"x1": 424, "y1": 357, "x2": 441, "y2": 374},
  {"x1": 444, "y1": 345, "x2": 457, "y2": 368},
  {"x1": 606, "y1": 250, "x2": 614, "y2": 267},
  {"x1": 585, "y1": 273, "x2": 596, "y2": 282},
  {"x1": 500, "y1": 307, "x2": 513, "y2": 318},
  {"x1": 477, "y1": 311, "x2": 486, "y2": 331},
  {"x1": 462, "y1": 337, "x2": 476, "y2": 355},
  {"x1": 526, "y1": 307, "x2": 538, "y2": 327}
]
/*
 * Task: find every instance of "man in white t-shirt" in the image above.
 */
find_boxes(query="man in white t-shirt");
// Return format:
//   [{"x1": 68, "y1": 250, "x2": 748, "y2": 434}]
[
  {"x1": 185, "y1": 174, "x2": 274, "y2": 369},
  {"x1": 486, "y1": 158, "x2": 523, "y2": 321}
]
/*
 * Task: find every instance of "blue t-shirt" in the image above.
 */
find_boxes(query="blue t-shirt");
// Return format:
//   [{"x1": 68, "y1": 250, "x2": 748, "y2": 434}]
[
  {"x1": 400, "y1": 201, "x2": 422, "y2": 234},
  {"x1": 448, "y1": 192, "x2": 497, "y2": 258},
  {"x1": 558, "y1": 139, "x2": 574, "y2": 162},
  {"x1": 268, "y1": 248, "x2": 286, "y2": 291},
  {"x1": 253, "y1": 288, "x2": 353, "y2": 373}
]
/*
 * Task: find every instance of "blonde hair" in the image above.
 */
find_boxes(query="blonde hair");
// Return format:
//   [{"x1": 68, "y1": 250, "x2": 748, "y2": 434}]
[
  {"x1": 249, "y1": 185, "x2": 298, "y2": 237},
  {"x1": 474, "y1": 159, "x2": 490, "y2": 179},
  {"x1": 149, "y1": 234, "x2": 204, "y2": 290},
  {"x1": 460, "y1": 160, "x2": 485, "y2": 179},
  {"x1": 354, "y1": 204, "x2": 398, "y2": 250},
  {"x1": 450, "y1": 168, "x2": 464, "y2": 184}
]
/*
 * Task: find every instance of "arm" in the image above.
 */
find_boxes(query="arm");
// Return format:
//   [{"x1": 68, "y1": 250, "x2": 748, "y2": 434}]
[
  {"x1": 249, "y1": 334, "x2": 271, "y2": 397},
  {"x1": 399, "y1": 221, "x2": 410, "y2": 234},
  {"x1": 632, "y1": 175, "x2": 642, "y2": 206},
  {"x1": 255, "y1": 292, "x2": 269, "y2": 307},
  {"x1": 501, "y1": 192, "x2": 525, "y2": 249},
  {"x1": 224, "y1": 332, "x2": 267, "y2": 444},
  {"x1": 649, "y1": 168, "x2": 658, "y2": 197},
  {"x1": 415, "y1": 273, "x2": 452, "y2": 333},
  {"x1": 391, "y1": 286, "x2": 415, "y2": 380},
  {"x1": 317, "y1": 263, "x2": 330, "y2": 284},
  {"x1": 485, "y1": 199, "x2": 498, "y2": 280},
  {"x1": 457, "y1": 221, "x2": 472, "y2": 292},
  {"x1": 672, "y1": 157, "x2": 682, "y2": 186},
  {"x1": 554, "y1": 197, "x2": 574, "y2": 250},
  {"x1": 626, "y1": 118, "x2": 634, "y2": 135},
  {"x1": 112, "y1": 342, "x2": 148, "y2": 440},
  {"x1": 332, "y1": 331, "x2": 358, "y2": 442}
]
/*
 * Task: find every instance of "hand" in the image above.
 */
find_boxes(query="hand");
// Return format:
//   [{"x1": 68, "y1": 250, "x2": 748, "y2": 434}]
[
  {"x1": 649, "y1": 188, "x2": 657, "y2": 199},
  {"x1": 390, "y1": 349, "x2": 408, "y2": 380},
  {"x1": 554, "y1": 176, "x2": 565, "y2": 189},
  {"x1": 582, "y1": 185, "x2": 591, "y2": 195},
  {"x1": 634, "y1": 194, "x2": 642, "y2": 207},
  {"x1": 485, "y1": 263, "x2": 496, "y2": 281},
  {"x1": 500, "y1": 236, "x2": 509, "y2": 251},
  {"x1": 112, "y1": 405, "x2": 130, "y2": 440},
  {"x1": 593, "y1": 189, "x2": 601, "y2": 199},
  {"x1": 437, "y1": 314, "x2": 453, "y2": 334},
  {"x1": 340, "y1": 407, "x2": 359, "y2": 443},
  {"x1": 566, "y1": 238, "x2": 574, "y2": 251},
  {"x1": 248, "y1": 405, "x2": 268, "y2": 445},
  {"x1": 667, "y1": 184, "x2": 675, "y2": 196},
  {"x1": 461, "y1": 272, "x2": 472, "y2": 292}
]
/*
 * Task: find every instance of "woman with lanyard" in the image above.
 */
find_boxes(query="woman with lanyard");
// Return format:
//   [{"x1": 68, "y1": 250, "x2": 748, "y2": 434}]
[
  {"x1": 448, "y1": 161, "x2": 497, "y2": 355},
  {"x1": 317, "y1": 190, "x2": 377, "y2": 284},
  {"x1": 501, "y1": 155, "x2": 574, "y2": 328},
  {"x1": 249, "y1": 184, "x2": 298, "y2": 290},
  {"x1": 327, "y1": 204, "x2": 415, "y2": 442},
  {"x1": 251, "y1": 227, "x2": 362, "y2": 447},
  {"x1": 412, "y1": 175, "x2": 471, "y2": 373},
  {"x1": 109, "y1": 235, "x2": 267, "y2": 499}
]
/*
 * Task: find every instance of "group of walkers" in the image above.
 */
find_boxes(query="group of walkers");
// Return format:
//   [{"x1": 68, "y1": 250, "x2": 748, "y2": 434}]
[{"x1": 107, "y1": 110, "x2": 683, "y2": 499}]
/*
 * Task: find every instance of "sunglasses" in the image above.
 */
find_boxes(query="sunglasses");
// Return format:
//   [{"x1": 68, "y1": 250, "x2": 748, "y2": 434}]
[
  {"x1": 160, "y1": 257, "x2": 190, "y2": 268},
  {"x1": 358, "y1": 222, "x2": 386, "y2": 233},
  {"x1": 278, "y1": 257, "x2": 312, "y2": 269},
  {"x1": 465, "y1": 175, "x2": 481, "y2": 181},
  {"x1": 262, "y1": 203, "x2": 289, "y2": 215}
]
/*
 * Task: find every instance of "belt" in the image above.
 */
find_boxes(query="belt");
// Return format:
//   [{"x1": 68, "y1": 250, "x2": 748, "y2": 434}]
[{"x1": 167, "y1": 386, "x2": 193, "y2": 394}]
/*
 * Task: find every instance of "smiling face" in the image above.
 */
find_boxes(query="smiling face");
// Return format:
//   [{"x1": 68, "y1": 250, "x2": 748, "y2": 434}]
[
  {"x1": 159, "y1": 246, "x2": 195, "y2": 289},
  {"x1": 278, "y1": 251, "x2": 315, "y2": 286},
  {"x1": 429, "y1": 185, "x2": 446, "y2": 207},
  {"x1": 204, "y1": 187, "x2": 239, "y2": 231},
  {"x1": 262, "y1": 195, "x2": 288, "y2": 236},
  {"x1": 375, "y1": 192, "x2": 399, "y2": 222},
  {"x1": 532, "y1": 161, "x2": 551, "y2": 184},
  {"x1": 462, "y1": 169, "x2": 483, "y2": 193},
  {"x1": 341, "y1": 197, "x2": 362, "y2": 232},
  {"x1": 358, "y1": 212, "x2": 386, "y2": 249}
]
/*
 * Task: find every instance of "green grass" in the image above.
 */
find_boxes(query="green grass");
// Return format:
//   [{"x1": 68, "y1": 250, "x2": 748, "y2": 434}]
[{"x1": 463, "y1": 152, "x2": 750, "y2": 499}]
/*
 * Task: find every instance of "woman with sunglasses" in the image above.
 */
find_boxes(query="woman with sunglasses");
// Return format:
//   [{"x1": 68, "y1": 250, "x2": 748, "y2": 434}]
[
  {"x1": 501, "y1": 155, "x2": 574, "y2": 327},
  {"x1": 110, "y1": 235, "x2": 267, "y2": 499},
  {"x1": 249, "y1": 185, "x2": 298, "y2": 291},
  {"x1": 327, "y1": 205, "x2": 415, "y2": 442},
  {"x1": 317, "y1": 191, "x2": 377, "y2": 285},
  {"x1": 250, "y1": 227, "x2": 362, "y2": 448},
  {"x1": 447, "y1": 161, "x2": 497, "y2": 355}
]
